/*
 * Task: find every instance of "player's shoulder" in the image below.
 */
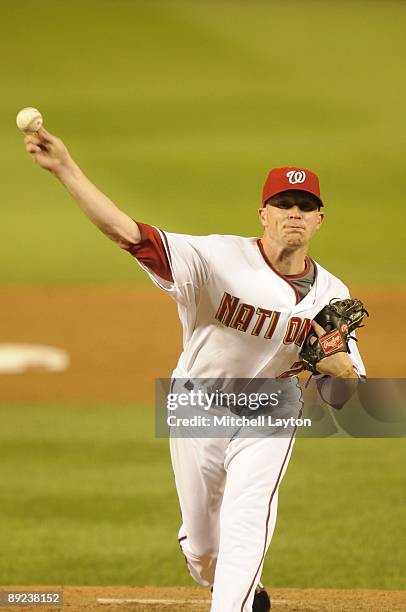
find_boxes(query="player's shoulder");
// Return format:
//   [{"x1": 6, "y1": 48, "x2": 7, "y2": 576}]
[
  {"x1": 165, "y1": 231, "x2": 257, "y2": 250},
  {"x1": 205, "y1": 233, "x2": 257, "y2": 246},
  {"x1": 313, "y1": 260, "x2": 350, "y2": 297},
  {"x1": 203, "y1": 234, "x2": 260, "y2": 258}
]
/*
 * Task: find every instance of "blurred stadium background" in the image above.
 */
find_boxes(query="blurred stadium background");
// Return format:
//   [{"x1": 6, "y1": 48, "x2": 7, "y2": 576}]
[{"x1": 1, "y1": 0, "x2": 405, "y2": 597}]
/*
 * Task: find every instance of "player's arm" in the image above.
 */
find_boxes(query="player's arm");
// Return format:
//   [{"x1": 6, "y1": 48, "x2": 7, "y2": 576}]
[{"x1": 24, "y1": 128, "x2": 141, "y2": 249}]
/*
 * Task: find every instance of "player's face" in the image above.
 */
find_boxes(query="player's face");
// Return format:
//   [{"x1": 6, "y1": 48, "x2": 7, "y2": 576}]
[{"x1": 258, "y1": 192, "x2": 324, "y2": 248}]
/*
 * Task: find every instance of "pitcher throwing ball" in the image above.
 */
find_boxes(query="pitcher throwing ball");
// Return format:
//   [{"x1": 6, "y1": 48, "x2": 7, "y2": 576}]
[{"x1": 23, "y1": 124, "x2": 365, "y2": 611}]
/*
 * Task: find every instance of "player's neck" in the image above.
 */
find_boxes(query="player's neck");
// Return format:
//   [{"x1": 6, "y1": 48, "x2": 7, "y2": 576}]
[{"x1": 259, "y1": 238, "x2": 308, "y2": 276}]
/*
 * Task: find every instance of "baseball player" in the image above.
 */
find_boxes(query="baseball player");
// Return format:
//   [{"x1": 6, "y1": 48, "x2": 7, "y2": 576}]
[{"x1": 23, "y1": 128, "x2": 365, "y2": 612}]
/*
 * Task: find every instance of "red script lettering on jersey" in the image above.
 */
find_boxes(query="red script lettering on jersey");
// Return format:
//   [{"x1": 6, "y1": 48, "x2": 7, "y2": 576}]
[{"x1": 215, "y1": 292, "x2": 311, "y2": 345}]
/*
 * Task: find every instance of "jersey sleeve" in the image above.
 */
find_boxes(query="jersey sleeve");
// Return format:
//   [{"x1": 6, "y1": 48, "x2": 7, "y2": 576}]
[{"x1": 125, "y1": 221, "x2": 211, "y2": 303}]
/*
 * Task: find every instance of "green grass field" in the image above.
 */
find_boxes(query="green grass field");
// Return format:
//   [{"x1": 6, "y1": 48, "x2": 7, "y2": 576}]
[
  {"x1": 1, "y1": 406, "x2": 405, "y2": 589},
  {"x1": 1, "y1": 0, "x2": 406, "y2": 283},
  {"x1": 1, "y1": 0, "x2": 405, "y2": 592}
]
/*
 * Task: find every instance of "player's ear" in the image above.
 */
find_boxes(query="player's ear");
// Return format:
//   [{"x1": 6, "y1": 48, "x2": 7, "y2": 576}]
[
  {"x1": 258, "y1": 206, "x2": 267, "y2": 227},
  {"x1": 316, "y1": 211, "x2": 324, "y2": 229}
]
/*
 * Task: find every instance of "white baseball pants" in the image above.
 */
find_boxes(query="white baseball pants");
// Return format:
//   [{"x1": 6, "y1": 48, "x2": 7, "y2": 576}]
[{"x1": 170, "y1": 432, "x2": 295, "y2": 612}]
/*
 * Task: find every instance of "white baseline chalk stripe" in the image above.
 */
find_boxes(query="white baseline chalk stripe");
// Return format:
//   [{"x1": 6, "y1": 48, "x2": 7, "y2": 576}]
[
  {"x1": 97, "y1": 597, "x2": 290, "y2": 606},
  {"x1": 97, "y1": 599, "x2": 209, "y2": 605}
]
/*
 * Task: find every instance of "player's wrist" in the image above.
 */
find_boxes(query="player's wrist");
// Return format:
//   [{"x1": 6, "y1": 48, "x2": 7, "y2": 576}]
[
  {"x1": 334, "y1": 368, "x2": 359, "y2": 379},
  {"x1": 54, "y1": 158, "x2": 82, "y2": 183},
  {"x1": 316, "y1": 354, "x2": 358, "y2": 378}
]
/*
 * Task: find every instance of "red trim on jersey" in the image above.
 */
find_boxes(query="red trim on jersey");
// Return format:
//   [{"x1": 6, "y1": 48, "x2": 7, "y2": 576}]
[
  {"x1": 284, "y1": 255, "x2": 311, "y2": 279},
  {"x1": 161, "y1": 229, "x2": 173, "y2": 267},
  {"x1": 239, "y1": 422, "x2": 297, "y2": 611},
  {"x1": 312, "y1": 257, "x2": 318, "y2": 283},
  {"x1": 256, "y1": 239, "x2": 300, "y2": 304},
  {"x1": 126, "y1": 221, "x2": 173, "y2": 282}
]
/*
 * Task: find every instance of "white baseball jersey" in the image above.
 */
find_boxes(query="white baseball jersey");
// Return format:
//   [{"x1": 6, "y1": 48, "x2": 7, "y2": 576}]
[{"x1": 129, "y1": 222, "x2": 365, "y2": 381}]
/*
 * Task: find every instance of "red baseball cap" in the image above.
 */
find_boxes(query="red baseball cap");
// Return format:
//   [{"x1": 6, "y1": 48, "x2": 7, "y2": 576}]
[{"x1": 262, "y1": 166, "x2": 323, "y2": 207}]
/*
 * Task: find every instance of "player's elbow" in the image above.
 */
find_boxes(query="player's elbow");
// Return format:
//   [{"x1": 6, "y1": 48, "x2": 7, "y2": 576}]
[
  {"x1": 316, "y1": 376, "x2": 359, "y2": 410},
  {"x1": 101, "y1": 221, "x2": 142, "y2": 250}
]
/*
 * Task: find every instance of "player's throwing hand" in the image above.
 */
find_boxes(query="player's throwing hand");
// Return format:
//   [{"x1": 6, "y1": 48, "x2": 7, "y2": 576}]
[{"x1": 24, "y1": 128, "x2": 73, "y2": 177}]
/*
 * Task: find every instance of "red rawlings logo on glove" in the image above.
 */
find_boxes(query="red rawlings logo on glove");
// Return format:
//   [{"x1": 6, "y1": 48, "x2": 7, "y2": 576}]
[{"x1": 319, "y1": 330, "x2": 345, "y2": 355}]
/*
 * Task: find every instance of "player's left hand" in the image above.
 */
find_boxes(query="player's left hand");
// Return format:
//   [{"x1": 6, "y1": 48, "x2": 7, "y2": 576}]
[{"x1": 310, "y1": 321, "x2": 358, "y2": 378}]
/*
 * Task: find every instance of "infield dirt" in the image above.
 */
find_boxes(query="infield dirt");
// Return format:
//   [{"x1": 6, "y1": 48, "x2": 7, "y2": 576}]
[
  {"x1": 2, "y1": 585, "x2": 406, "y2": 611},
  {"x1": 1, "y1": 285, "x2": 404, "y2": 404}
]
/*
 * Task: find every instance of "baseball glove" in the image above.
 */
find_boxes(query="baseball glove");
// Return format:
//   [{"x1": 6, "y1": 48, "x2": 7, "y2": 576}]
[{"x1": 300, "y1": 298, "x2": 368, "y2": 374}]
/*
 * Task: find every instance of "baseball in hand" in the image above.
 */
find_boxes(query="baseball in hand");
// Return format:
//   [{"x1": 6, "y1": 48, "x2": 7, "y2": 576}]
[{"x1": 16, "y1": 107, "x2": 43, "y2": 134}]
